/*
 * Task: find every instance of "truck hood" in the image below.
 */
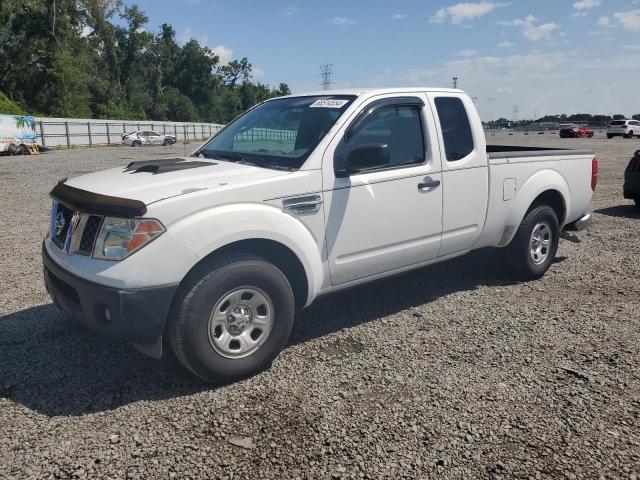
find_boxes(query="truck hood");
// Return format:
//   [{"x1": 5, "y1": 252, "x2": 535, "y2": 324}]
[{"x1": 66, "y1": 157, "x2": 290, "y2": 205}]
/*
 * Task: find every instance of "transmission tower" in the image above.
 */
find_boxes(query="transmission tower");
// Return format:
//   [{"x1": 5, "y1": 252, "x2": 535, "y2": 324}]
[
  {"x1": 452, "y1": 76, "x2": 458, "y2": 89},
  {"x1": 320, "y1": 64, "x2": 333, "y2": 90}
]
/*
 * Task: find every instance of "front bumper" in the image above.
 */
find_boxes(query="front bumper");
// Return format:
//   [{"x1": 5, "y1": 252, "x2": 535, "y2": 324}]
[
  {"x1": 624, "y1": 171, "x2": 640, "y2": 199},
  {"x1": 42, "y1": 243, "x2": 178, "y2": 357}
]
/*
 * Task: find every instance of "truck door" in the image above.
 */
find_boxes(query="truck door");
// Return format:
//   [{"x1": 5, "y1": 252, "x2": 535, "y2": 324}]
[
  {"x1": 322, "y1": 94, "x2": 443, "y2": 285},
  {"x1": 427, "y1": 93, "x2": 489, "y2": 256}
]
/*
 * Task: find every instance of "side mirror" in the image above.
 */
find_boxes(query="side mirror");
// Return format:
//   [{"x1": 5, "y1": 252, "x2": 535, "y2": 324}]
[{"x1": 337, "y1": 143, "x2": 390, "y2": 177}]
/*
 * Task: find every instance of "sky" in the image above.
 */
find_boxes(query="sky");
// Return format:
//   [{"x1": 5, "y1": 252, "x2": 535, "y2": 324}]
[{"x1": 125, "y1": 0, "x2": 640, "y2": 120}]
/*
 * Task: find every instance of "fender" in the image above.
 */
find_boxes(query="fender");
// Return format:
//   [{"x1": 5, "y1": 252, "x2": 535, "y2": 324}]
[
  {"x1": 502, "y1": 169, "x2": 570, "y2": 246},
  {"x1": 168, "y1": 202, "x2": 324, "y2": 306}
]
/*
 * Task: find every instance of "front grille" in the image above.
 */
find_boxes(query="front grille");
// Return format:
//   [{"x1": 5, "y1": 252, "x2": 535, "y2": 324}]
[
  {"x1": 50, "y1": 202, "x2": 103, "y2": 256},
  {"x1": 78, "y1": 215, "x2": 103, "y2": 255},
  {"x1": 52, "y1": 203, "x2": 74, "y2": 249}
]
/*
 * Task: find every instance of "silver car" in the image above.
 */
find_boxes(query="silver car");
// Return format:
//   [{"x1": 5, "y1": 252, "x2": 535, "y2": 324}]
[{"x1": 122, "y1": 131, "x2": 177, "y2": 147}]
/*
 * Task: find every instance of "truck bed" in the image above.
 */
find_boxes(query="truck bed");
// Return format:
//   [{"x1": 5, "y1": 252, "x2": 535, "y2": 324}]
[{"x1": 487, "y1": 145, "x2": 594, "y2": 159}]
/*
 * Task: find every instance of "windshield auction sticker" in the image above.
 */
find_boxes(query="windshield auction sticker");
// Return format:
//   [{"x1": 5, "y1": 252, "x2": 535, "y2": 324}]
[{"x1": 309, "y1": 99, "x2": 350, "y2": 108}]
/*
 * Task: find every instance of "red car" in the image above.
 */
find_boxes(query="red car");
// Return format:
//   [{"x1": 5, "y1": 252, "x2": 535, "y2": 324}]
[{"x1": 559, "y1": 125, "x2": 594, "y2": 138}]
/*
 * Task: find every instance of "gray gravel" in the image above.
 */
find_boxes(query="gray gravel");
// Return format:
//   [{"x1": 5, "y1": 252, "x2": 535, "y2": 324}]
[{"x1": 1, "y1": 136, "x2": 640, "y2": 479}]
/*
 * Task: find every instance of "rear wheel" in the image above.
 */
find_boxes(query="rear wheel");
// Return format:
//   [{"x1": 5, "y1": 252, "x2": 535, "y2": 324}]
[
  {"x1": 607, "y1": 134, "x2": 613, "y2": 139},
  {"x1": 506, "y1": 205, "x2": 559, "y2": 280},
  {"x1": 162, "y1": 138, "x2": 169, "y2": 146},
  {"x1": 132, "y1": 140, "x2": 142, "y2": 147},
  {"x1": 167, "y1": 254, "x2": 295, "y2": 383},
  {"x1": 626, "y1": 130, "x2": 634, "y2": 139}
]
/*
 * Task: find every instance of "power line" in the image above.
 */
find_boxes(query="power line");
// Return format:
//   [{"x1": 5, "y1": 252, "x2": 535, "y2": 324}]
[{"x1": 320, "y1": 64, "x2": 333, "y2": 90}]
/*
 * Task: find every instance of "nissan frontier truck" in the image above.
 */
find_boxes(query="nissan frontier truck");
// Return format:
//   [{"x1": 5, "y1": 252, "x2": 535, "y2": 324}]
[{"x1": 43, "y1": 88, "x2": 596, "y2": 382}]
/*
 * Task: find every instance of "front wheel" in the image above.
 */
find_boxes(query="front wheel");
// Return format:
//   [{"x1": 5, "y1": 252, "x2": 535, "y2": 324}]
[
  {"x1": 132, "y1": 140, "x2": 142, "y2": 147},
  {"x1": 167, "y1": 254, "x2": 295, "y2": 383},
  {"x1": 607, "y1": 134, "x2": 613, "y2": 139},
  {"x1": 506, "y1": 205, "x2": 559, "y2": 280}
]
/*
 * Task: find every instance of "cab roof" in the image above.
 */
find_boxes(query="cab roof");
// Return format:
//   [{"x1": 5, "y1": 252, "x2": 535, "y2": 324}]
[{"x1": 281, "y1": 87, "x2": 464, "y2": 98}]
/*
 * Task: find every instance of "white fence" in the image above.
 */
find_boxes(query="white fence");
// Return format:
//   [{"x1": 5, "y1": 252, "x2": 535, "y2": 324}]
[{"x1": 34, "y1": 117, "x2": 224, "y2": 148}]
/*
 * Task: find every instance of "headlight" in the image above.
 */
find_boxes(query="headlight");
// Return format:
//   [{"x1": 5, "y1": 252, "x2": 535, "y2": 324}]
[{"x1": 93, "y1": 217, "x2": 165, "y2": 260}]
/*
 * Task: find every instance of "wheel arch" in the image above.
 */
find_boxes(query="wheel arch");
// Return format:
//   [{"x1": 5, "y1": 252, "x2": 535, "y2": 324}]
[
  {"x1": 177, "y1": 238, "x2": 310, "y2": 309},
  {"x1": 502, "y1": 169, "x2": 570, "y2": 246},
  {"x1": 164, "y1": 202, "x2": 326, "y2": 308}
]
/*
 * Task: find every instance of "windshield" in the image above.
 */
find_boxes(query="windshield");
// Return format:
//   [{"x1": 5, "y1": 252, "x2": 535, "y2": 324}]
[{"x1": 196, "y1": 95, "x2": 356, "y2": 170}]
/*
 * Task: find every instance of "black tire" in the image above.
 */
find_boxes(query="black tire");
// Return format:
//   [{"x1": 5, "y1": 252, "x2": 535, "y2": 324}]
[
  {"x1": 162, "y1": 138, "x2": 169, "y2": 146},
  {"x1": 626, "y1": 130, "x2": 634, "y2": 139},
  {"x1": 132, "y1": 140, "x2": 142, "y2": 147},
  {"x1": 635, "y1": 198, "x2": 640, "y2": 209},
  {"x1": 167, "y1": 254, "x2": 295, "y2": 383},
  {"x1": 506, "y1": 205, "x2": 559, "y2": 280},
  {"x1": 607, "y1": 134, "x2": 613, "y2": 139}
]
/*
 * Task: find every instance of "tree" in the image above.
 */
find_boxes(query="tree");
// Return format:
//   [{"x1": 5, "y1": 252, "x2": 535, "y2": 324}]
[
  {"x1": 0, "y1": 1, "x2": 290, "y2": 122},
  {"x1": 632, "y1": 114, "x2": 640, "y2": 121},
  {"x1": 0, "y1": 90, "x2": 24, "y2": 114},
  {"x1": 612, "y1": 114, "x2": 626, "y2": 120}
]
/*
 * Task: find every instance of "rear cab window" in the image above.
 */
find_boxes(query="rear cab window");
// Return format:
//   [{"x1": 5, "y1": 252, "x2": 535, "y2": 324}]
[{"x1": 434, "y1": 97, "x2": 474, "y2": 161}]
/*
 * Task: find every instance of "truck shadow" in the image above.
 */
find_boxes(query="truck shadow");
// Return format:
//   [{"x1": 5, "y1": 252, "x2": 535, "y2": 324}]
[
  {"x1": 594, "y1": 205, "x2": 640, "y2": 219},
  {"x1": 291, "y1": 248, "x2": 521, "y2": 345},
  {"x1": 1, "y1": 248, "x2": 520, "y2": 417}
]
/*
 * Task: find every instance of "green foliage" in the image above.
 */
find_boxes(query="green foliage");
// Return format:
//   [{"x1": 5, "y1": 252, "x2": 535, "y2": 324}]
[
  {"x1": 0, "y1": 0, "x2": 289, "y2": 122},
  {"x1": 0, "y1": 90, "x2": 24, "y2": 114},
  {"x1": 633, "y1": 114, "x2": 640, "y2": 121},
  {"x1": 488, "y1": 113, "x2": 629, "y2": 128}
]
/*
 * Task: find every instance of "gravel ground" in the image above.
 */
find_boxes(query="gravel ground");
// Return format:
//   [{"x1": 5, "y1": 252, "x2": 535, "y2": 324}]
[{"x1": 1, "y1": 135, "x2": 639, "y2": 479}]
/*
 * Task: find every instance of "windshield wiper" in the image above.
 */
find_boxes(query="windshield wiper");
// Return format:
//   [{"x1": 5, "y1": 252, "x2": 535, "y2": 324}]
[{"x1": 197, "y1": 150, "x2": 294, "y2": 172}]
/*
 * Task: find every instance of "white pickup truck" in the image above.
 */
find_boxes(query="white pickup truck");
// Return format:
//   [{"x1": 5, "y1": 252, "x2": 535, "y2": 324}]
[{"x1": 43, "y1": 88, "x2": 596, "y2": 382}]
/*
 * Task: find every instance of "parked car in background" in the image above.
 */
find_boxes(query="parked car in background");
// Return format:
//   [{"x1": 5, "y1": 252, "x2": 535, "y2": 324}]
[
  {"x1": 607, "y1": 120, "x2": 640, "y2": 139},
  {"x1": 43, "y1": 87, "x2": 596, "y2": 382},
  {"x1": 624, "y1": 149, "x2": 640, "y2": 208},
  {"x1": 122, "y1": 130, "x2": 176, "y2": 147},
  {"x1": 559, "y1": 125, "x2": 594, "y2": 138}
]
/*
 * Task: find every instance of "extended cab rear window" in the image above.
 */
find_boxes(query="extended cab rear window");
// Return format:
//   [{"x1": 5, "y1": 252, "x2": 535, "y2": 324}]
[
  {"x1": 610, "y1": 121, "x2": 626, "y2": 126},
  {"x1": 435, "y1": 97, "x2": 474, "y2": 161}
]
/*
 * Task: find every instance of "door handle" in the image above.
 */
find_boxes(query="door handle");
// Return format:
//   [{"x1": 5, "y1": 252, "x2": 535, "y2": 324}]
[{"x1": 418, "y1": 179, "x2": 440, "y2": 191}]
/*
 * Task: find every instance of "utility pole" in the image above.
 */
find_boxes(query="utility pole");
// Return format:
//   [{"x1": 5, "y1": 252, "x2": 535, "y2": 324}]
[
  {"x1": 512, "y1": 105, "x2": 519, "y2": 124},
  {"x1": 452, "y1": 76, "x2": 458, "y2": 89},
  {"x1": 320, "y1": 64, "x2": 333, "y2": 90}
]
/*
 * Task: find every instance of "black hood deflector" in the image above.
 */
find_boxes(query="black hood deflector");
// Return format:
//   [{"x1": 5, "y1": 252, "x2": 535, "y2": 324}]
[
  {"x1": 124, "y1": 158, "x2": 215, "y2": 174},
  {"x1": 50, "y1": 182, "x2": 147, "y2": 218}
]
